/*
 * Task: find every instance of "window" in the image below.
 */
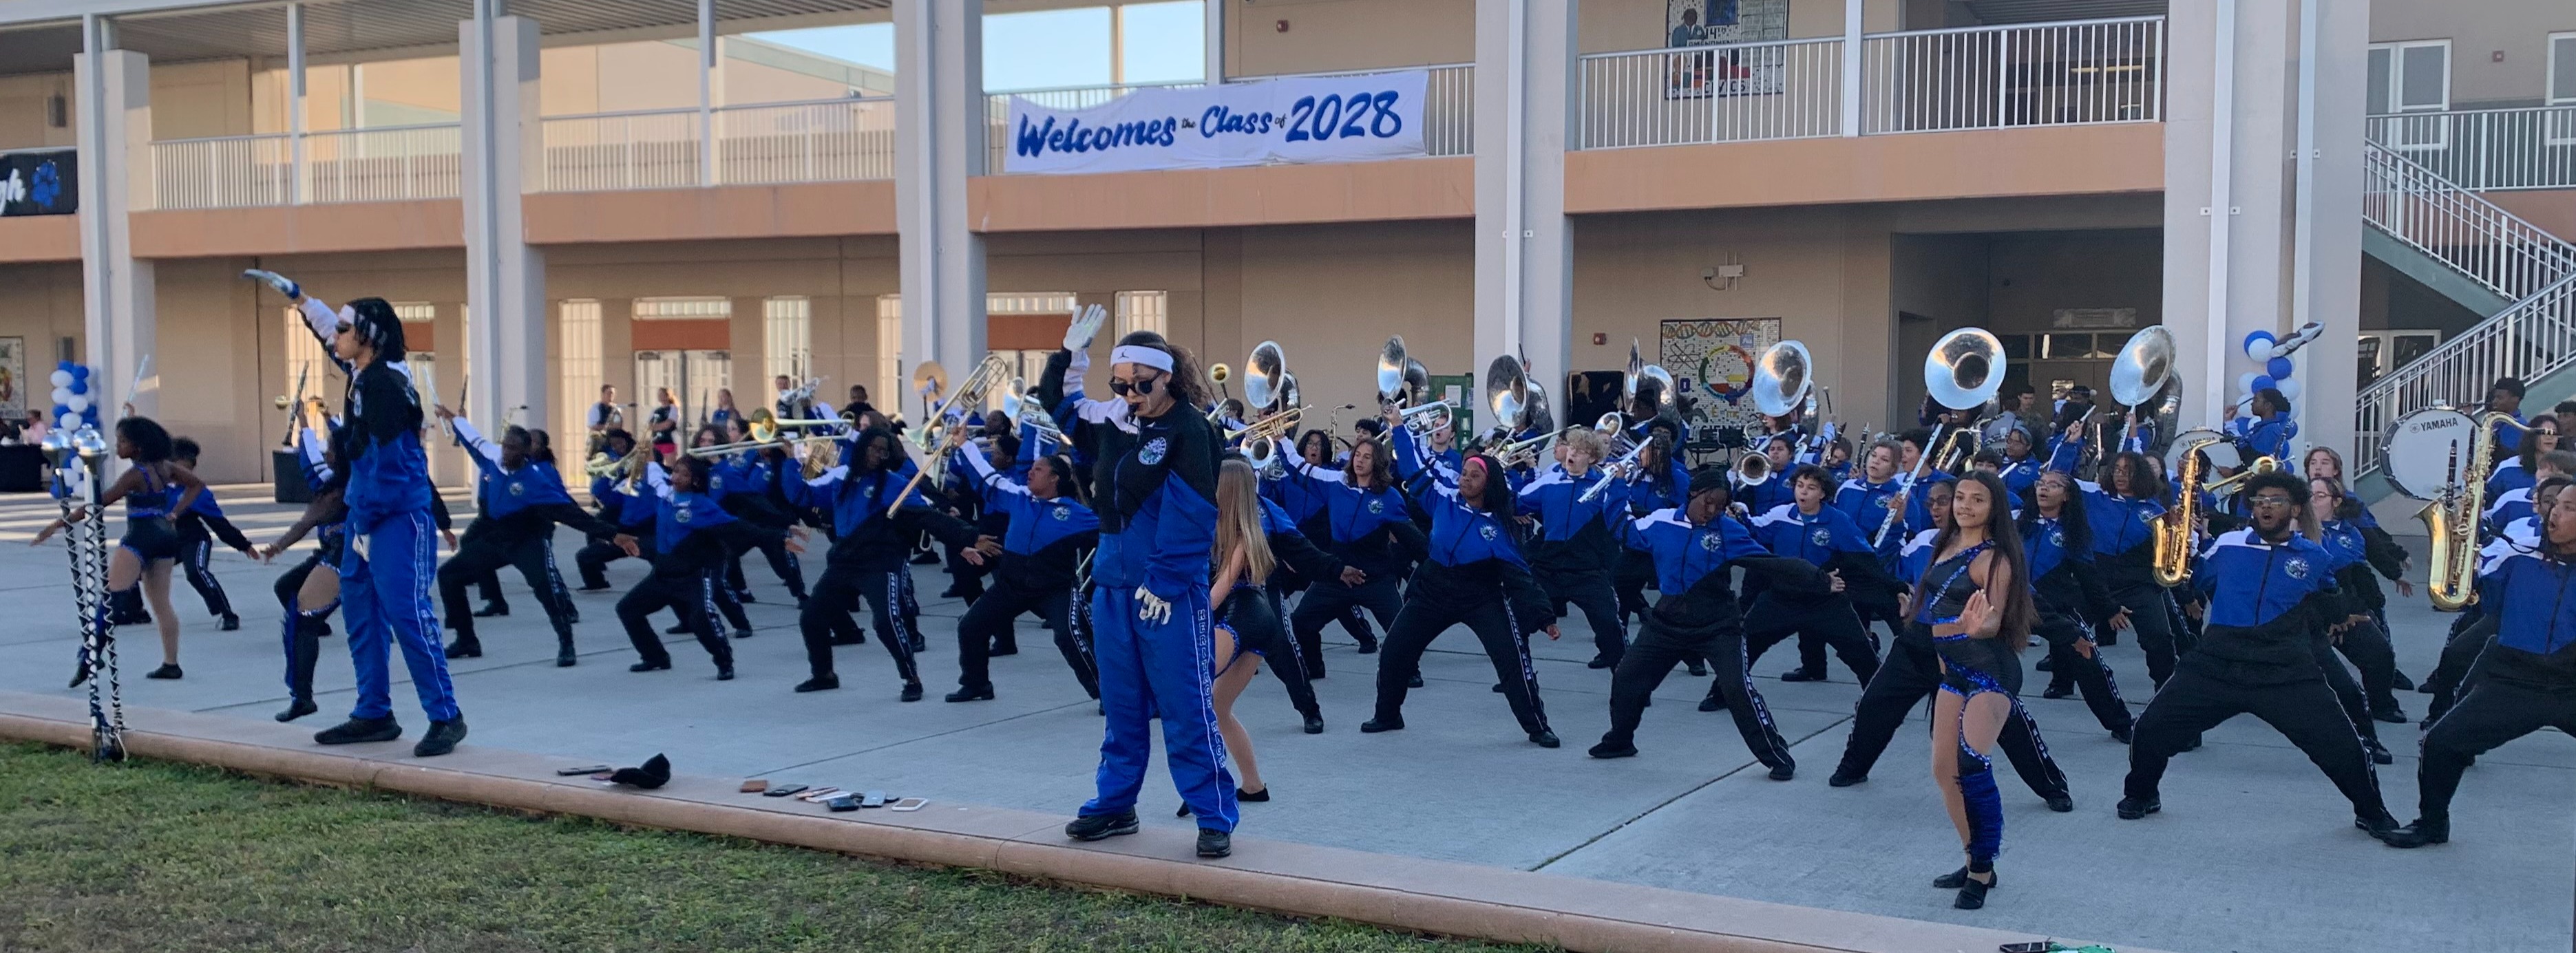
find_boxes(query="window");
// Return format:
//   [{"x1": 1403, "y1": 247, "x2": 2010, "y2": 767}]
[
  {"x1": 633, "y1": 296, "x2": 732, "y2": 320},
  {"x1": 2549, "y1": 33, "x2": 2576, "y2": 144},
  {"x1": 763, "y1": 296, "x2": 812, "y2": 384},
  {"x1": 558, "y1": 300, "x2": 602, "y2": 448},
  {"x1": 1115, "y1": 290, "x2": 1167, "y2": 338},
  {"x1": 2367, "y1": 40, "x2": 2450, "y2": 150}
]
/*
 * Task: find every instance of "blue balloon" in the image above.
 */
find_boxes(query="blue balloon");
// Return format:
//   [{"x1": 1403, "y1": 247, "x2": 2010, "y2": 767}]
[
  {"x1": 2252, "y1": 374, "x2": 2279, "y2": 394},
  {"x1": 2266, "y1": 356, "x2": 2294, "y2": 379},
  {"x1": 70, "y1": 365, "x2": 89, "y2": 378},
  {"x1": 55, "y1": 360, "x2": 71, "y2": 372},
  {"x1": 50, "y1": 404, "x2": 65, "y2": 417},
  {"x1": 67, "y1": 379, "x2": 85, "y2": 396}
]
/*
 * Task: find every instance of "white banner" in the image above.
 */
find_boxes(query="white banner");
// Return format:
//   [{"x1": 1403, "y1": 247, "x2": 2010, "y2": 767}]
[{"x1": 1003, "y1": 71, "x2": 1430, "y2": 175}]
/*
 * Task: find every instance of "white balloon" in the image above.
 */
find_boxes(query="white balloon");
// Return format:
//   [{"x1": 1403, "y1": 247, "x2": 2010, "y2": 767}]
[
  {"x1": 49, "y1": 387, "x2": 70, "y2": 406},
  {"x1": 66, "y1": 395, "x2": 89, "y2": 414},
  {"x1": 2246, "y1": 341, "x2": 2274, "y2": 363},
  {"x1": 47, "y1": 370, "x2": 70, "y2": 388},
  {"x1": 2276, "y1": 378, "x2": 2302, "y2": 401},
  {"x1": 59, "y1": 411, "x2": 81, "y2": 429},
  {"x1": 2238, "y1": 372, "x2": 2261, "y2": 395}
]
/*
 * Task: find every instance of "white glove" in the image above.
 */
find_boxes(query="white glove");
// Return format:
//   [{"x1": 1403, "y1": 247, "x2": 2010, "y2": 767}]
[
  {"x1": 1064, "y1": 303, "x2": 1110, "y2": 352},
  {"x1": 242, "y1": 269, "x2": 301, "y2": 300},
  {"x1": 1134, "y1": 585, "x2": 1172, "y2": 625}
]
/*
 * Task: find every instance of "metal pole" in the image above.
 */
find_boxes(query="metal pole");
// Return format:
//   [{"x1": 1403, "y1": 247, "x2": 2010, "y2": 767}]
[
  {"x1": 699, "y1": 0, "x2": 716, "y2": 186},
  {"x1": 1840, "y1": 0, "x2": 1861, "y2": 136},
  {"x1": 1203, "y1": 0, "x2": 1223, "y2": 84},
  {"x1": 2204, "y1": 0, "x2": 2238, "y2": 419},
  {"x1": 1500, "y1": 0, "x2": 1525, "y2": 360},
  {"x1": 287, "y1": 2, "x2": 305, "y2": 204}
]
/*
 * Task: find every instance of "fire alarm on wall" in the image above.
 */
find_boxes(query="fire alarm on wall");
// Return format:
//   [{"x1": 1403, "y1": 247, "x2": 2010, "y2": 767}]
[
  {"x1": 1276, "y1": 19, "x2": 1289, "y2": 32},
  {"x1": 1592, "y1": 333, "x2": 1607, "y2": 345}
]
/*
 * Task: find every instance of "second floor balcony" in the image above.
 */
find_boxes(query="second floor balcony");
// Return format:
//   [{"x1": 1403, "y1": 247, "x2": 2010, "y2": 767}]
[{"x1": 2366, "y1": 105, "x2": 2576, "y2": 192}]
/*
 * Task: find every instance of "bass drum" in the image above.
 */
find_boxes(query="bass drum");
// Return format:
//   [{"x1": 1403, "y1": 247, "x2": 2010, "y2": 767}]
[
  {"x1": 2381, "y1": 407, "x2": 2482, "y2": 501},
  {"x1": 2164, "y1": 426, "x2": 2241, "y2": 475}
]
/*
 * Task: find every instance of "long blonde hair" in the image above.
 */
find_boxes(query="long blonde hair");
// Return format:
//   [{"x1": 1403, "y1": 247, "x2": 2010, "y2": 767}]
[{"x1": 1216, "y1": 459, "x2": 1276, "y2": 582}]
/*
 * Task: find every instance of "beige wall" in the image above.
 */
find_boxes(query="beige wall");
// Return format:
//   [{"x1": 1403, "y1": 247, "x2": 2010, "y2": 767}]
[
  {"x1": 0, "y1": 72, "x2": 76, "y2": 149},
  {"x1": 1224, "y1": 0, "x2": 1472, "y2": 77},
  {"x1": 1890, "y1": 233, "x2": 1991, "y2": 415},
  {"x1": 150, "y1": 60, "x2": 255, "y2": 140},
  {"x1": 2369, "y1": 0, "x2": 2575, "y2": 107},
  {"x1": 0, "y1": 215, "x2": 80, "y2": 263},
  {"x1": 0, "y1": 261, "x2": 85, "y2": 385}
]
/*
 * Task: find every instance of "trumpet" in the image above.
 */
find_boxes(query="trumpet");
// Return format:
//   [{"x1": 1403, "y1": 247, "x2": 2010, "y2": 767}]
[
  {"x1": 1734, "y1": 451, "x2": 1773, "y2": 487},
  {"x1": 1393, "y1": 400, "x2": 1453, "y2": 438}
]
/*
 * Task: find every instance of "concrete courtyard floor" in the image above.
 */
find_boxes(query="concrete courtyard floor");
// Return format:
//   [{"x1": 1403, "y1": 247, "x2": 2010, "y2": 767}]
[{"x1": 1, "y1": 486, "x2": 2566, "y2": 953}]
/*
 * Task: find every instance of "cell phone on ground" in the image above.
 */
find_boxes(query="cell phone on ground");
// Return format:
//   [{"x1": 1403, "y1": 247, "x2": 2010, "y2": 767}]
[
  {"x1": 763, "y1": 784, "x2": 810, "y2": 797},
  {"x1": 797, "y1": 788, "x2": 844, "y2": 803},
  {"x1": 1999, "y1": 942, "x2": 2055, "y2": 953},
  {"x1": 861, "y1": 790, "x2": 888, "y2": 808},
  {"x1": 826, "y1": 795, "x2": 859, "y2": 811},
  {"x1": 557, "y1": 765, "x2": 615, "y2": 776},
  {"x1": 889, "y1": 797, "x2": 927, "y2": 812}
]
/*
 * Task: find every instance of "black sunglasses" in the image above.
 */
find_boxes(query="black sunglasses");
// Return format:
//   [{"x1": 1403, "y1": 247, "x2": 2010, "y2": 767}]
[{"x1": 1107, "y1": 374, "x2": 1161, "y2": 397}]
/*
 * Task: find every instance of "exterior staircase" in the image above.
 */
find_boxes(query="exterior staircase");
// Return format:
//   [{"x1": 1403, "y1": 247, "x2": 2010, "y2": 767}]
[{"x1": 2351, "y1": 142, "x2": 2576, "y2": 481}]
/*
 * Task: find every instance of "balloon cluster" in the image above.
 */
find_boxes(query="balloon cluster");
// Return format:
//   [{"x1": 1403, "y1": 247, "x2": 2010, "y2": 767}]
[
  {"x1": 2236, "y1": 322, "x2": 2325, "y2": 409},
  {"x1": 47, "y1": 361, "x2": 101, "y2": 431}
]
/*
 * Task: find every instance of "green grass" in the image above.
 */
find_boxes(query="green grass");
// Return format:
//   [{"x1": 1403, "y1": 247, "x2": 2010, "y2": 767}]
[{"x1": 0, "y1": 742, "x2": 1546, "y2": 953}]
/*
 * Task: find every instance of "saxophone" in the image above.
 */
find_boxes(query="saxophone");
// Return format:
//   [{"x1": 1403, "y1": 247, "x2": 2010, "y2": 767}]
[
  {"x1": 2421, "y1": 411, "x2": 2527, "y2": 610},
  {"x1": 2151, "y1": 436, "x2": 2217, "y2": 588}
]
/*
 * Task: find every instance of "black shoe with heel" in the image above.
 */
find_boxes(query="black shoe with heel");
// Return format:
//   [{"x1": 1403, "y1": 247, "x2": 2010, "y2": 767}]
[{"x1": 1952, "y1": 872, "x2": 1996, "y2": 910}]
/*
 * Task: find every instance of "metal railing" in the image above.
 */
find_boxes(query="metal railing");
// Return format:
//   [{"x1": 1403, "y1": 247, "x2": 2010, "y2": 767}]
[
  {"x1": 540, "y1": 98, "x2": 898, "y2": 192},
  {"x1": 2362, "y1": 143, "x2": 2576, "y2": 303},
  {"x1": 984, "y1": 65, "x2": 1473, "y2": 173},
  {"x1": 2353, "y1": 143, "x2": 2576, "y2": 475},
  {"x1": 1578, "y1": 38, "x2": 1843, "y2": 148},
  {"x1": 1859, "y1": 17, "x2": 2162, "y2": 134},
  {"x1": 540, "y1": 108, "x2": 704, "y2": 193},
  {"x1": 2365, "y1": 105, "x2": 2576, "y2": 192},
  {"x1": 147, "y1": 133, "x2": 293, "y2": 210},
  {"x1": 300, "y1": 124, "x2": 463, "y2": 204}
]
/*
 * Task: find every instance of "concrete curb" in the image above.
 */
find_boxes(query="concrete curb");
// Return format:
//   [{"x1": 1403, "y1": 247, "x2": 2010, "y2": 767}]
[{"x1": 0, "y1": 691, "x2": 2114, "y2": 953}]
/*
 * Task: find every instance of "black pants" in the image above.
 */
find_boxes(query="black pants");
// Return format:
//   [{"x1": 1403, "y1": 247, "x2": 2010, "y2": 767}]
[
  {"x1": 2425, "y1": 615, "x2": 2500, "y2": 723},
  {"x1": 2314, "y1": 638, "x2": 2381, "y2": 745},
  {"x1": 1612, "y1": 550, "x2": 1654, "y2": 623},
  {"x1": 1603, "y1": 598, "x2": 1794, "y2": 768},
  {"x1": 1288, "y1": 575, "x2": 1401, "y2": 678},
  {"x1": 1539, "y1": 567, "x2": 1627, "y2": 665},
  {"x1": 617, "y1": 570, "x2": 732, "y2": 669},
  {"x1": 1742, "y1": 592, "x2": 1881, "y2": 683},
  {"x1": 1834, "y1": 639, "x2": 2069, "y2": 800},
  {"x1": 576, "y1": 537, "x2": 633, "y2": 589},
  {"x1": 273, "y1": 553, "x2": 333, "y2": 703},
  {"x1": 2416, "y1": 677, "x2": 2576, "y2": 824},
  {"x1": 2333, "y1": 617, "x2": 2403, "y2": 715},
  {"x1": 2110, "y1": 581, "x2": 2186, "y2": 688},
  {"x1": 1222, "y1": 588, "x2": 1322, "y2": 720},
  {"x1": 2037, "y1": 614, "x2": 2135, "y2": 735},
  {"x1": 439, "y1": 535, "x2": 576, "y2": 647},
  {"x1": 800, "y1": 559, "x2": 923, "y2": 683},
  {"x1": 178, "y1": 528, "x2": 234, "y2": 619},
  {"x1": 955, "y1": 579, "x2": 1096, "y2": 698},
  {"x1": 726, "y1": 533, "x2": 809, "y2": 601},
  {"x1": 2123, "y1": 668, "x2": 2391, "y2": 821},
  {"x1": 1373, "y1": 590, "x2": 1550, "y2": 736}
]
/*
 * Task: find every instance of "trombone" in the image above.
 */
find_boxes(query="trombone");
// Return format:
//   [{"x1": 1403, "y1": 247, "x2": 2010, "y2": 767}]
[{"x1": 908, "y1": 354, "x2": 1013, "y2": 453}]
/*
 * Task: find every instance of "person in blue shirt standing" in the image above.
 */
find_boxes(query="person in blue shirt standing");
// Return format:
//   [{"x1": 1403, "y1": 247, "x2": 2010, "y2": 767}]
[
  {"x1": 2116, "y1": 470, "x2": 2405, "y2": 841},
  {"x1": 1741, "y1": 465, "x2": 1895, "y2": 685},
  {"x1": 1592, "y1": 467, "x2": 1824, "y2": 775},
  {"x1": 432, "y1": 407, "x2": 635, "y2": 666},
  {"x1": 1276, "y1": 433, "x2": 1413, "y2": 676},
  {"x1": 2384, "y1": 480, "x2": 2576, "y2": 848},
  {"x1": 2019, "y1": 471, "x2": 2133, "y2": 741},
  {"x1": 167, "y1": 437, "x2": 252, "y2": 632},
  {"x1": 2232, "y1": 388, "x2": 2297, "y2": 462},
  {"x1": 782, "y1": 426, "x2": 972, "y2": 701},
  {"x1": 944, "y1": 426, "x2": 1103, "y2": 703}
]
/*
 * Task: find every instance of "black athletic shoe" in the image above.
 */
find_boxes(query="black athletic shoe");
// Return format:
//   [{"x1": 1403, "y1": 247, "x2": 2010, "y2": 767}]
[
  {"x1": 794, "y1": 674, "x2": 839, "y2": 693},
  {"x1": 1586, "y1": 654, "x2": 1615, "y2": 670},
  {"x1": 2416, "y1": 681, "x2": 2438, "y2": 694},
  {"x1": 556, "y1": 643, "x2": 579, "y2": 667},
  {"x1": 989, "y1": 642, "x2": 1019, "y2": 657},
  {"x1": 2371, "y1": 705, "x2": 2409, "y2": 724},
  {"x1": 474, "y1": 603, "x2": 509, "y2": 618},
  {"x1": 444, "y1": 639, "x2": 482, "y2": 659},
  {"x1": 1932, "y1": 866, "x2": 1970, "y2": 889},
  {"x1": 1406, "y1": 674, "x2": 1423, "y2": 688},
  {"x1": 1065, "y1": 811, "x2": 1139, "y2": 842},
  {"x1": 2366, "y1": 739, "x2": 2395, "y2": 765},
  {"x1": 576, "y1": 583, "x2": 613, "y2": 592},
  {"x1": 1237, "y1": 786, "x2": 1270, "y2": 802},
  {"x1": 946, "y1": 684, "x2": 996, "y2": 703},
  {"x1": 1952, "y1": 872, "x2": 1996, "y2": 910},
  {"x1": 2034, "y1": 656, "x2": 2056, "y2": 672},
  {"x1": 1827, "y1": 769, "x2": 1867, "y2": 788},
  {"x1": 145, "y1": 663, "x2": 183, "y2": 680},
  {"x1": 1697, "y1": 694, "x2": 1727, "y2": 713},
  {"x1": 1301, "y1": 714, "x2": 1324, "y2": 734},
  {"x1": 1528, "y1": 730, "x2": 1561, "y2": 749},
  {"x1": 1779, "y1": 670, "x2": 1826, "y2": 683},
  {"x1": 2378, "y1": 817, "x2": 2447, "y2": 848},
  {"x1": 1359, "y1": 717, "x2": 1403, "y2": 734},
  {"x1": 1685, "y1": 659, "x2": 1709, "y2": 676},
  {"x1": 2115, "y1": 797, "x2": 2160, "y2": 820},
  {"x1": 830, "y1": 634, "x2": 867, "y2": 646},
  {"x1": 2045, "y1": 794, "x2": 2074, "y2": 813},
  {"x1": 2040, "y1": 683, "x2": 2075, "y2": 700},
  {"x1": 1196, "y1": 828, "x2": 1232, "y2": 858},
  {"x1": 900, "y1": 681, "x2": 924, "y2": 703},
  {"x1": 716, "y1": 665, "x2": 735, "y2": 681},
  {"x1": 2391, "y1": 670, "x2": 2416, "y2": 691},
  {"x1": 629, "y1": 660, "x2": 672, "y2": 672},
  {"x1": 1490, "y1": 683, "x2": 1505, "y2": 693},
  {"x1": 413, "y1": 718, "x2": 467, "y2": 758},
  {"x1": 1356, "y1": 639, "x2": 1379, "y2": 654},
  {"x1": 314, "y1": 716, "x2": 402, "y2": 745},
  {"x1": 274, "y1": 698, "x2": 318, "y2": 722},
  {"x1": 737, "y1": 591, "x2": 757, "y2": 603},
  {"x1": 2354, "y1": 813, "x2": 2405, "y2": 840},
  {"x1": 664, "y1": 623, "x2": 691, "y2": 636},
  {"x1": 733, "y1": 629, "x2": 754, "y2": 641},
  {"x1": 907, "y1": 634, "x2": 927, "y2": 652},
  {"x1": 1587, "y1": 739, "x2": 1638, "y2": 759},
  {"x1": 220, "y1": 613, "x2": 240, "y2": 632},
  {"x1": 1767, "y1": 764, "x2": 1795, "y2": 781}
]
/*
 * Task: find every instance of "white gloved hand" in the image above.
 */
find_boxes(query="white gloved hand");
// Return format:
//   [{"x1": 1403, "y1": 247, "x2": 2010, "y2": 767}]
[
  {"x1": 1134, "y1": 585, "x2": 1172, "y2": 625},
  {"x1": 241, "y1": 269, "x2": 301, "y2": 300}
]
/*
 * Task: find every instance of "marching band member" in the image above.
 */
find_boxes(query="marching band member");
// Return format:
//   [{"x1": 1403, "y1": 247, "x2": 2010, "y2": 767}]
[
  {"x1": 2020, "y1": 471, "x2": 2134, "y2": 741},
  {"x1": 2385, "y1": 479, "x2": 2576, "y2": 848},
  {"x1": 710, "y1": 419, "x2": 812, "y2": 608},
  {"x1": 1738, "y1": 435, "x2": 1798, "y2": 515},
  {"x1": 575, "y1": 430, "x2": 657, "y2": 591},
  {"x1": 2422, "y1": 478, "x2": 2568, "y2": 725},
  {"x1": 1907, "y1": 471, "x2": 2036, "y2": 910},
  {"x1": 2091, "y1": 453, "x2": 2189, "y2": 687},
  {"x1": 2230, "y1": 388, "x2": 2297, "y2": 462},
  {"x1": 1740, "y1": 464, "x2": 1894, "y2": 685},
  {"x1": 2311, "y1": 477, "x2": 2413, "y2": 724},
  {"x1": 165, "y1": 437, "x2": 253, "y2": 632},
  {"x1": 944, "y1": 425, "x2": 1103, "y2": 703},
  {"x1": 432, "y1": 405, "x2": 635, "y2": 666},
  {"x1": 2116, "y1": 470, "x2": 2405, "y2": 842},
  {"x1": 1995, "y1": 428, "x2": 2043, "y2": 502},
  {"x1": 2483, "y1": 422, "x2": 2564, "y2": 525},
  {"x1": 1367, "y1": 420, "x2": 1563, "y2": 747},
  {"x1": 1276, "y1": 432, "x2": 1414, "y2": 675},
  {"x1": 616, "y1": 453, "x2": 799, "y2": 680},
  {"x1": 1592, "y1": 467, "x2": 1815, "y2": 775},
  {"x1": 38, "y1": 416, "x2": 209, "y2": 683},
  {"x1": 1616, "y1": 435, "x2": 1697, "y2": 675},
  {"x1": 1513, "y1": 427, "x2": 1631, "y2": 670},
  {"x1": 782, "y1": 426, "x2": 968, "y2": 700}
]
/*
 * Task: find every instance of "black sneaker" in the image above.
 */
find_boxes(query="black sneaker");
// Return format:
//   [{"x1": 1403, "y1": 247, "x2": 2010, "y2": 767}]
[
  {"x1": 629, "y1": 660, "x2": 672, "y2": 672},
  {"x1": 1359, "y1": 717, "x2": 1403, "y2": 734},
  {"x1": 414, "y1": 718, "x2": 467, "y2": 757},
  {"x1": 733, "y1": 628, "x2": 754, "y2": 641},
  {"x1": 2354, "y1": 813, "x2": 2405, "y2": 839},
  {"x1": 2371, "y1": 705, "x2": 2409, "y2": 724},
  {"x1": 145, "y1": 663, "x2": 183, "y2": 680},
  {"x1": 1406, "y1": 674, "x2": 1423, "y2": 688},
  {"x1": 1301, "y1": 714, "x2": 1324, "y2": 734},
  {"x1": 1586, "y1": 654, "x2": 1615, "y2": 670},
  {"x1": 1697, "y1": 694, "x2": 1727, "y2": 712},
  {"x1": 1196, "y1": 828, "x2": 1232, "y2": 858},
  {"x1": 1528, "y1": 729, "x2": 1561, "y2": 749},
  {"x1": 946, "y1": 684, "x2": 996, "y2": 703},
  {"x1": 664, "y1": 623, "x2": 692, "y2": 635},
  {"x1": 443, "y1": 639, "x2": 482, "y2": 659},
  {"x1": 2035, "y1": 656, "x2": 2056, "y2": 672},
  {"x1": 1587, "y1": 739, "x2": 1638, "y2": 759},
  {"x1": 2378, "y1": 817, "x2": 2447, "y2": 848},
  {"x1": 2040, "y1": 683, "x2": 2075, "y2": 700},
  {"x1": 557, "y1": 643, "x2": 579, "y2": 667},
  {"x1": 2365, "y1": 739, "x2": 2395, "y2": 765},
  {"x1": 900, "y1": 681, "x2": 924, "y2": 703},
  {"x1": 315, "y1": 716, "x2": 403, "y2": 745},
  {"x1": 1065, "y1": 811, "x2": 1140, "y2": 842},
  {"x1": 274, "y1": 698, "x2": 318, "y2": 722},
  {"x1": 1780, "y1": 670, "x2": 1826, "y2": 683},
  {"x1": 1685, "y1": 660, "x2": 1709, "y2": 676},
  {"x1": 716, "y1": 665, "x2": 735, "y2": 681},
  {"x1": 576, "y1": 583, "x2": 613, "y2": 592},
  {"x1": 2115, "y1": 796, "x2": 2160, "y2": 820},
  {"x1": 474, "y1": 603, "x2": 509, "y2": 618},
  {"x1": 1767, "y1": 764, "x2": 1796, "y2": 781},
  {"x1": 1827, "y1": 769, "x2": 1868, "y2": 788},
  {"x1": 1356, "y1": 640, "x2": 1379, "y2": 655},
  {"x1": 2045, "y1": 794, "x2": 2075, "y2": 813},
  {"x1": 2110, "y1": 723, "x2": 2133, "y2": 745},
  {"x1": 989, "y1": 642, "x2": 1019, "y2": 657},
  {"x1": 219, "y1": 614, "x2": 240, "y2": 632},
  {"x1": 737, "y1": 591, "x2": 757, "y2": 603},
  {"x1": 794, "y1": 674, "x2": 840, "y2": 693},
  {"x1": 907, "y1": 634, "x2": 927, "y2": 652}
]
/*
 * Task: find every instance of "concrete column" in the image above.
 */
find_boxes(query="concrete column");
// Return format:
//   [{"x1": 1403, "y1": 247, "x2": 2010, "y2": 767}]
[
  {"x1": 74, "y1": 31, "x2": 155, "y2": 425},
  {"x1": 1205, "y1": 0, "x2": 1225, "y2": 83},
  {"x1": 1473, "y1": 0, "x2": 1576, "y2": 418},
  {"x1": 895, "y1": 0, "x2": 987, "y2": 409},
  {"x1": 2294, "y1": 0, "x2": 2370, "y2": 462},
  {"x1": 461, "y1": 12, "x2": 549, "y2": 434},
  {"x1": 600, "y1": 298, "x2": 637, "y2": 423}
]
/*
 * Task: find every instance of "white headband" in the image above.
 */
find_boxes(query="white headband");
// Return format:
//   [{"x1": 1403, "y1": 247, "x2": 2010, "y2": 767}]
[{"x1": 1109, "y1": 345, "x2": 1174, "y2": 374}]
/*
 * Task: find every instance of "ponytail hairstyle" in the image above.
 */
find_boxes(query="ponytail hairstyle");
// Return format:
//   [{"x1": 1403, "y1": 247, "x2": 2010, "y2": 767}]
[
  {"x1": 529, "y1": 428, "x2": 556, "y2": 464},
  {"x1": 1111, "y1": 330, "x2": 1211, "y2": 411},
  {"x1": 1459, "y1": 452, "x2": 1513, "y2": 517},
  {"x1": 1215, "y1": 459, "x2": 1277, "y2": 583},
  {"x1": 1037, "y1": 453, "x2": 1084, "y2": 505}
]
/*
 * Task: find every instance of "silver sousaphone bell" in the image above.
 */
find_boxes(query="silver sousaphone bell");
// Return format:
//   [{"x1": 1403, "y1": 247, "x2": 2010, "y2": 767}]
[
  {"x1": 1925, "y1": 328, "x2": 2007, "y2": 412},
  {"x1": 1244, "y1": 340, "x2": 1288, "y2": 412},
  {"x1": 2109, "y1": 325, "x2": 2177, "y2": 409},
  {"x1": 1750, "y1": 340, "x2": 1814, "y2": 418}
]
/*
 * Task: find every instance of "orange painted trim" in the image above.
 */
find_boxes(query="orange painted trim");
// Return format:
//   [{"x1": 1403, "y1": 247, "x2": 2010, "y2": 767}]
[
  {"x1": 524, "y1": 180, "x2": 899, "y2": 245},
  {"x1": 990, "y1": 312, "x2": 1072, "y2": 351},
  {"x1": 2484, "y1": 189, "x2": 2576, "y2": 246},
  {"x1": 1566, "y1": 123, "x2": 2165, "y2": 215},
  {"x1": 0, "y1": 213, "x2": 80, "y2": 263},
  {"x1": 967, "y1": 157, "x2": 1475, "y2": 232},
  {"x1": 632, "y1": 319, "x2": 731, "y2": 351},
  {"x1": 129, "y1": 200, "x2": 465, "y2": 258}
]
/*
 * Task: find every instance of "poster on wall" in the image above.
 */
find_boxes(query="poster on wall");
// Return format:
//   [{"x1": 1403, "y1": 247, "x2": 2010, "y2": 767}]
[
  {"x1": 0, "y1": 337, "x2": 26, "y2": 421},
  {"x1": 1004, "y1": 70, "x2": 1429, "y2": 175},
  {"x1": 1660, "y1": 317, "x2": 1781, "y2": 438},
  {"x1": 0, "y1": 150, "x2": 76, "y2": 217},
  {"x1": 1663, "y1": 0, "x2": 1791, "y2": 99}
]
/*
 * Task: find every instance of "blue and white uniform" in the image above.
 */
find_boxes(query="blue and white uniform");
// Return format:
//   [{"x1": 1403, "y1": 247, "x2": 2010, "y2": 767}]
[{"x1": 1371, "y1": 425, "x2": 1559, "y2": 741}]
